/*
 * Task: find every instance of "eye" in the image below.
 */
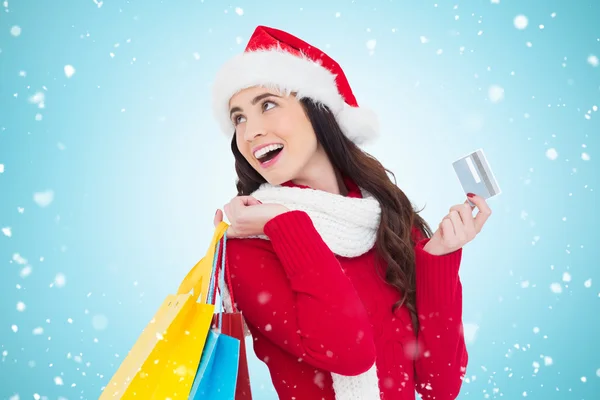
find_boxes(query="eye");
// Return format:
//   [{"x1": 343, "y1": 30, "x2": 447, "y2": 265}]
[
  {"x1": 262, "y1": 100, "x2": 277, "y2": 112},
  {"x1": 233, "y1": 114, "x2": 246, "y2": 125}
]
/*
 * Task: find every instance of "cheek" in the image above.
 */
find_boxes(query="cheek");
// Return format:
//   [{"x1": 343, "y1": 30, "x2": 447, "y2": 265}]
[
  {"x1": 285, "y1": 130, "x2": 318, "y2": 163},
  {"x1": 277, "y1": 114, "x2": 315, "y2": 148}
]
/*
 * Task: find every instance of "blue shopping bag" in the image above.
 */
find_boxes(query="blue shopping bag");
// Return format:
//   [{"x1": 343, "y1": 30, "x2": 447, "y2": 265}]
[
  {"x1": 189, "y1": 233, "x2": 241, "y2": 399},
  {"x1": 189, "y1": 329, "x2": 240, "y2": 399}
]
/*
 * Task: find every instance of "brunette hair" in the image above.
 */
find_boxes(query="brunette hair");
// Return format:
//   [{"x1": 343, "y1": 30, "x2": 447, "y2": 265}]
[{"x1": 230, "y1": 97, "x2": 433, "y2": 332}]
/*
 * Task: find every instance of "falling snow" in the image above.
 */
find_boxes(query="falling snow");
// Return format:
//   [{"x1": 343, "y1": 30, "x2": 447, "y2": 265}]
[
  {"x1": 545, "y1": 148, "x2": 558, "y2": 160},
  {"x1": 92, "y1": 314, "x2": 108, "y2": 330},
  {"x1": 63, "y1": 65, "x2": 76, "y2": 78},
  {"x1": 488, "y1": 85, "x2": 504, "y2": 103},
  {"x1": 53, "y1": 273, "x2": 66, "y2": 288},
  {"x1": 257, "y1": 291, "x2": 272, "y2": 304},
  {"x1": 33, "y1": 190, "x2": 54, "y2": 207},
  {"x1": 1, "y1": 3, "x2": 597, "y2": 400},
  {"x1": 366, "y1": 39, "x2": 376, "y2": 55},
  {"x1": 513, "y1": 15, "x2": 529, "y2": 30},
  {"x1": 28, "y1": 92, "x2": 45, "y2": 108},
  {"x1": 10, "y1": 25, "x2": 20, "y2": 36}
]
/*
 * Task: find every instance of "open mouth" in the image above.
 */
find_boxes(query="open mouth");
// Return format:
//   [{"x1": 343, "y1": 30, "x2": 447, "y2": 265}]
[{"x1": 254, "y1": 144, "x2": 284, "y2": 167}]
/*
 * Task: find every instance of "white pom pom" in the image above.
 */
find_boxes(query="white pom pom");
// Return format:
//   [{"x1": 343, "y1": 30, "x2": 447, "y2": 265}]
[{"x1": 336, "y1": 104, "x2": 380, "y2": 146}]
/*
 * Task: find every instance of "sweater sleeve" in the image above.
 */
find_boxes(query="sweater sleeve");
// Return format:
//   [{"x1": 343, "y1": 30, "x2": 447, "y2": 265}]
[
  {"x1": 224, "y1": 210, "x2": 376, "y2": 376},
  {"x1": 411, "y1": 227, "x2": 468, "y2": 399}
]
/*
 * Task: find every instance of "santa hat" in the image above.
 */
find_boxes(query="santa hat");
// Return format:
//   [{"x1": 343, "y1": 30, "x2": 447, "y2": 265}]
[{"x1": 211, "y1": 25, "x2": 379, "y2": 146}]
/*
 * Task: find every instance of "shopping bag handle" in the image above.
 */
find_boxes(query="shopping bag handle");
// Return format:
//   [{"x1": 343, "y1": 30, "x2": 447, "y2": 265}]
[{"x1": 177, "y1": 221, "x2": 229, "y2": 303}]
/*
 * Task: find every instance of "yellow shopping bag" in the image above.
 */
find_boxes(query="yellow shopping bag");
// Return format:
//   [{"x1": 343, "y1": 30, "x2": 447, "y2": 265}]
[{"x1": 100, "y1": 221, "x2": 229, "y2": 399}]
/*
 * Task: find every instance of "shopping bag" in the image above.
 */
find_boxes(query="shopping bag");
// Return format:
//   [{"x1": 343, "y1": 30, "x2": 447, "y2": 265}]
[
  {"x1": 191, "y1": 329, "x2": 219, "y2": 389},
  {"x1": 148, "y1": 300, "x2": 214, "y2": 398},
  {"x1": 189, "y1": 329, "x2": 241, "y2": 399},
  {"x1": 189, "y1": 231, "x2": 243, "y2": 399},
  {"x1": 100, "y1": 222, "x2": 228, "y2": 399},
  {"x1": 219, "y1": 312, "x2": 253, "y2": 399},
  {"x1": 178, "y1": 221, "x2": 230, "y2": 305},
  {"x1": 216, "y1": 244, "x2": 254, "y2": 399}
]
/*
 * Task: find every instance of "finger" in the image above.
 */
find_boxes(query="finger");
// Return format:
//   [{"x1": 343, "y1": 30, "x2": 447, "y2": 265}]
[
  {"x1": 238, "y1": 196, "x2": 262, "y2": 206},
  {"x1": 448, "y1": 210, "x2": 463, "y2": 233},
  {"x1": 463, "y1": 198, "x2": 476, "y2": 210},
  {"x1": 467, "y1": 194, "x2": 492, "y2": 232},
  {"x1": 451, "y1": 203, "x2": 475, "y2": 230},
  {"x1": 439, "y1": 217, "x2": 454, "y2": 241},
  {"x1": 214, "y1": 209, "x2": 223, "y2": 227}
]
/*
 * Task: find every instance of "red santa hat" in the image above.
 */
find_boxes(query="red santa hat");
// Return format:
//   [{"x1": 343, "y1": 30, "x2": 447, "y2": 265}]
[{"x1": 211, "y1": 25, "x2": 379, "y2": 146}]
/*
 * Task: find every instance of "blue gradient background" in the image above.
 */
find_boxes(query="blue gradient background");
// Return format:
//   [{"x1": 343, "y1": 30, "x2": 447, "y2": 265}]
[{"x1": 1, "y1": 0, "x2": 598, "y2": 399}]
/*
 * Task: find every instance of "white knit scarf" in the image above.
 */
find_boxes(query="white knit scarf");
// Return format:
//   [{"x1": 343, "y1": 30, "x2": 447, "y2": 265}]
[{"x1": 220, "y1": 182, "x2": 384, "y2": 400}]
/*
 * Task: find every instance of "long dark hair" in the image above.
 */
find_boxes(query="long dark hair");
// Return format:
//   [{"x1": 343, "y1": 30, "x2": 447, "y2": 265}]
[{"x1": 230, "y1": 97, "x2": 433, "y2": 332}]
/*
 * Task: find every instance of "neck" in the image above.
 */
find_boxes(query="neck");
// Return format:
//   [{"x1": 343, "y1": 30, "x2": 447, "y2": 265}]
[{"x1": 290, "y1": 148, "x2": 348, "y2": 195}]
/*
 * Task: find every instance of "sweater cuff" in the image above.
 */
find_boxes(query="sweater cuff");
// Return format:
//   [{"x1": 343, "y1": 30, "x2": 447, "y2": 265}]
[
  {"x1": 263, "y1": 210, "x2": 337, "y2": 277},
  {"x1": 414, "y1": 238, "x2": 463, "y2": 312}
]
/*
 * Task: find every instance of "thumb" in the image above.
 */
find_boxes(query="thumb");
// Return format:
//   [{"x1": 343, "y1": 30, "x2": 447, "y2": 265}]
[
  {"x1": 240, "y1": 196, "x2": 262, "y2": 206},
  {"x1": 214, "y1": 209, "x2": 223, "y2": 227}
]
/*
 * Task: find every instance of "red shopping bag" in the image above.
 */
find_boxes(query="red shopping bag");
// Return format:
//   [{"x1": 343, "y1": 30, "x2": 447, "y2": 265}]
[{"x1": 213, "y1": 238, "x2": 253, "y2": 400}]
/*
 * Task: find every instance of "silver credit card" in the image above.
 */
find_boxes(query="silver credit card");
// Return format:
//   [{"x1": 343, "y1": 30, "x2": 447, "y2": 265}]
[{"x1": 453, "y1": 148, "x2": 501, "y2": 205}]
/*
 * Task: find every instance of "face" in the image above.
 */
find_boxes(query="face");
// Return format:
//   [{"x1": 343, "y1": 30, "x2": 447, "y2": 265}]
[{"x1": 229, "y1": 86, "x2": 321, "y2": 185}]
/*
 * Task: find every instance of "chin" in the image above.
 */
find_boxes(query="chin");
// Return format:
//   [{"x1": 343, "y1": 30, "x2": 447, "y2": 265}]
[
  {"x1": 261, "y1": 172, "x2": 291, "y2": 186},
  {"x1": 259, "y1": 164, "x2": 301, "y2": 187},
  {"x1": 254, "y1": 151, "x2": 306, "y2": 187}
]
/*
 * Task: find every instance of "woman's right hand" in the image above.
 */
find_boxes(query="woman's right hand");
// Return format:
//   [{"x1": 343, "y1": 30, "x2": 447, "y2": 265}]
[{"x1": 213, "y1": 196, "x2": 289, "y2": 238}]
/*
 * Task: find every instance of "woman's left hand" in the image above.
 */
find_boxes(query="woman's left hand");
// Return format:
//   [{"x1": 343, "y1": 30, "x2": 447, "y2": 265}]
[
  {"x1": 422, "y1": 193, "x2": 492, "y2": 256},
  {"x1": 214, "y1": 196, "x2": 289, "y2": 238}
]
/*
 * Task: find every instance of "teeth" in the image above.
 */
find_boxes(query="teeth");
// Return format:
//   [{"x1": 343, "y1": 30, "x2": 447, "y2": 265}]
[{"x1": 254, "y1": 144, "x2": 283, "y2": 159}]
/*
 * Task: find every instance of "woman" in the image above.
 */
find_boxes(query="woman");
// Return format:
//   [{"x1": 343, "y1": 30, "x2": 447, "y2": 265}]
[{"x1": 211, "y1": 25, "x2": 492, "y2": 400}]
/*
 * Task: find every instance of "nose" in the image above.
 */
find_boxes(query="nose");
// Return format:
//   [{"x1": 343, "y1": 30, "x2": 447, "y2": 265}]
[{"x1": 243, "y1": 118, "x2": 267, "y2": 142}]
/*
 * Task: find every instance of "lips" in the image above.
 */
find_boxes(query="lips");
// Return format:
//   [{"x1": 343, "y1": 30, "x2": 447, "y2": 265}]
[
  {"x1": 253, "y1": 143, "x2": 284, "y2": 160},
  {"x1": 258, "y1": 147, "x2": 284, "y2": 168}
]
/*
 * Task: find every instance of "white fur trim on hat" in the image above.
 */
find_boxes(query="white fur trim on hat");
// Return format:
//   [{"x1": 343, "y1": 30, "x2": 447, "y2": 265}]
[
  {"x1": 337, "y1": 103, "x2": 380, "y2": 146},
  {"x1": 211, "y1": 47, "x2": 379, "y2": 145}
]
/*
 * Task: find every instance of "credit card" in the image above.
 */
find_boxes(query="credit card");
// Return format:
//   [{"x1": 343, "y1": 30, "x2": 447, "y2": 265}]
[{"x1": 453, "y1": 148, "x2": 501, "y2": 205}]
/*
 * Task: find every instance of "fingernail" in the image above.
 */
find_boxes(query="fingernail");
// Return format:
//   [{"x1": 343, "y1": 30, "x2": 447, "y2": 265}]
[
  {"x1": 215, "y1": 209, "x2": 218, "y2": 216},
  {"x1": 466, "y1": 193, "x2": 475, "y2": 198}
]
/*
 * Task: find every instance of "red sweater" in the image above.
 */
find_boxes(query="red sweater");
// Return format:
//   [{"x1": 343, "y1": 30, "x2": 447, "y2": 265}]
[{"x1": 225, "y1": 182, "x2": 468, "y2": 400}]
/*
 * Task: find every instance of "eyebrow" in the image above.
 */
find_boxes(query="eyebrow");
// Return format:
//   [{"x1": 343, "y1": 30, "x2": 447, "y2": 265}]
[{"x1": 229, "y1": 92, "x2": 282, "y2": 119}]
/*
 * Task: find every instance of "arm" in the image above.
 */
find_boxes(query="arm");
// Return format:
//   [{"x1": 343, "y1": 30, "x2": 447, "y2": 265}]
[
  {"x1": 225, "y1": 210, "x2": 377, "y2": 376},
  {"x1": 412, "y1": 227, "x2": 468, "y2": 399}
]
